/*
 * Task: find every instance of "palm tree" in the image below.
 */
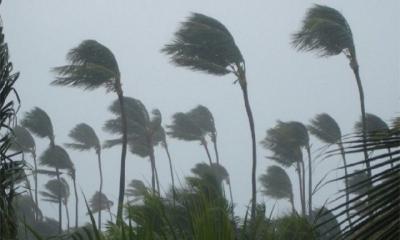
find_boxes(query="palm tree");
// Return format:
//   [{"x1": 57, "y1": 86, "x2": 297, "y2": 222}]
[
  {"x1": 21, "y1": 107, "x2": 55, "y2": 146},
  {"x1": 40, "y1": 178, "x2": 70, "y2": 232},
  {"x1": 167, "y1": 111, "x2": 213, "y2": 165},
  {"x1": 126, "y1": 179, "x2": 148, "y2": 203},
  {"x1": 9, "y1": 126, "x2": 40, "y2": 218},
  {"x1": 188, "y1": 105, "x2": 220, "y2": 164},
  {"x1": 65, "y1": 123, "x2": 102, "y2": 229},
  {"x1": 308, "y1": 113, "x2": 352, "y2": 225},
  {"x1": 292, "y1": 4, "x2": 369, "y2": 177},
  {"x1": 104, "y1": 97, "x2": 163, "y2": 193},
  {"x1": 39, "y1": 145, "x2": 73, "y2": 233},
  {"x1": 52, "y1": 40, "x2": 128, "y2": 222},
  {"x1": 89, "y1": 191, "x2": 114, "y2": 226},
  {"x1": 259, "y1": 165, "x2": 295, "y2": 213},
  {"x1": 162, "y1": 13, "x2": 258, "y2": 219}
]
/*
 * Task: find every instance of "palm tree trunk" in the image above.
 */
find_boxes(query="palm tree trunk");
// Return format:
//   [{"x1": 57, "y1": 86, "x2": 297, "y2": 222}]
[
  {"x1": 296, "y1": 160, "x2": 305, "y2": 216},
  {"x1": 65, "y1": 203, "x2": 70, "y2": 231},
  {"x1": 387, "y1": 147, "x2": 394, "y2": 168},
  {"x1": 239, "y1": 78, "x2": 257, "y2": 221},
  {"x1": 32, "y1": 151, "x2": 39, "y2": 221},
  {"x1": 300, "y1": 160, "x2": 306, "y2": 216},
  {"x1": 55, "y1": 167, "x2": 62, "y2": 234},
  {"x1": 201, "y1": 138, "x2": 213, "y2": 165},
  {"x1": 212, "y1": 136, "x2": 220, "y2": 165},
  {"x1": 115, "y1": 82, "x2": 128, "y2": 224},
  {"x1": 96, "y1": 150, "x2": 103, "y2": 231},
  {"x1": 351, "y1": 60, "x2": 370, "y2": 178},
  {"x1": 306, "y1": 146, "x2": 312, "y2": 216},
  {"x1": 163, "y1": 143, "x2": 176, "y2": 205},
  {"x1": 338, "y1": 141, "x2": 353, "y2": 228},
  {"x1": 72, "y1": 171, "x2": 78, "y2": 229},
  {"x1": 290, "y1": 194, "x2": 296, "y2": 214},
  {"x1": 154, "y1": 161, "x2": 161, "y2": 194}
]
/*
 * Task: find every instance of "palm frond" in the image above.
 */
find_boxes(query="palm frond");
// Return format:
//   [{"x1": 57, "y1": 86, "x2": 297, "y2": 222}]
[
  {"x1": 162, "y1": 12, "x2": 243, "y2": 76},
  {"x1": 41, "y1": 178, "x2": 70, "y2": 203},
  {"x1": 167, "y1": 112, "x2": 205, "y2": 141},
  {"x1": 292, "y1": 4, "x2": 355, "y2": 57},
  {"x1": 89, "y1": 191, "x2": 113, "y2": 213},
  {"x1": 259, "y1": 165, "x2": 293, "y2": 201},
  {"x1": 308, "y1": 113, "x2": 341, "y2": 144},
  {"x1": 187, "y1": 105, "x2": 216, "y2": 136},
  {"x1": 39, "y1": 145, "x2": 73, "y2": 170},
  {"x1": 65, "y1": 123, "x2": 100, "y2": 152},
  {"x1": 9, "y1": 125, "x2": 35, "y2": 153},
  {"x1": 354, "y1": 113, "x2": 390, "y2": 140},
  {"x1": 52, "y1": 40, "x2": 120, "y2": 92},
  {"x1": 20, "y1": 107, "x2": 54, "y2": 141}
]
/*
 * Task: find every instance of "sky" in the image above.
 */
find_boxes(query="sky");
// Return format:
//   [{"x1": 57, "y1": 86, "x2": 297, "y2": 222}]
[{"x1": 2, "y1": 0, "x2": 399, "y2": 228}]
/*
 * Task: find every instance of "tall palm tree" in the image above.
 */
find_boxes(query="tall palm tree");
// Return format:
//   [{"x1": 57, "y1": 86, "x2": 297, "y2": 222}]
[
  {"x1": 259, "y1": 165, "x2": 295, "y2": 213},
  {"x1": 89, "y1": 191, "x2": 114, "y2": 226},
  {"x1": 9, "y1": 126, "x2": 40, "y2": 218},
  {"x1": 40, "y1": 178, "x2": 70, "y2": 232},
  {"x1": 308, "y1": 113, "x2": 352, "y2": 225},
  {"x1": 188, "y1": 105, "x2": 220, "y2": 164},
  {"x1": 39, "y1": 145, "x2": 73, "y2": 233},
  {"x1": 21, "y1": 107, "x2": 55, "y2": 146},
  {"x1": 104, "y1": 97, "x2": 163, "y2": 193},
  {"x1": 65, "y1": 123, "x2": 102, "y2": 229},
  {"x1": 292, "y1": 4, "x2": 369, "y2": 177},
  {"x1": 167, "y1": 111, "x2": 213, "y2": 165},
  {"x1": 52, "y1": 40, "x2": 128, "y2": 222},
  {"x1": 162, "y1": 13, "x2": 258, "y2": 219}
]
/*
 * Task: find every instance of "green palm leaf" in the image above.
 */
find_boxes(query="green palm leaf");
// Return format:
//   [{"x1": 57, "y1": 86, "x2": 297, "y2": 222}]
[
  {"x1": 65, "y1": 123, "x2": 100, "y2": 152},
  {"x1": 21, "y1": 107, "x2": 54, "y2": 143},
  {"x1": 39, "y1": 145, "x2": 73, "y2": 170},
  {"x1": 308, "y1": 113, "x2": 341, "y2": 144},
  {"x1": 259, "y1": 165, "x2": 293, "y2": 201},
  {"x1": 10, "y1": 125, "x2": 35, "y2": 153}
]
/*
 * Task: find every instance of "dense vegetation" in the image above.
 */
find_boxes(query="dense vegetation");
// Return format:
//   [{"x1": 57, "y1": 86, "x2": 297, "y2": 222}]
[{"x1": 0, "y1": 2, "x2": 398, "y2": 240}]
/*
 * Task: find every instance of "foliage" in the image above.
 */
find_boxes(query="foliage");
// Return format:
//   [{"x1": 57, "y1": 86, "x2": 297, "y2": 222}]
[
  {"x1": 259, "y1": 165, "x2": 293, "y2": 202},
  {"x1": 21, "y1": 107, "x2": 54, "y2": 144}
]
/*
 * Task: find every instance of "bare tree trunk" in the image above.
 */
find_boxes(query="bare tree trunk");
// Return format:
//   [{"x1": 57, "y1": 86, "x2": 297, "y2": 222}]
[
  {"x1": 201, "y1": 138, "x2": 213, "y2": 165},
  {"x1": 339, "y1": 141, "x2": 353, "y2": 227},
  {"x1": 31, "y1": 151, "x2": 40, "y2": 221},
  {"x1": 300, "y1": 160, "x2": 306, "y2": 216},
  {"x1": 212, "y1": 135, "x2": 220, "y2": 165},
  {"x1": 296, "y1": 160, "x2": 305, "y2": 216},
  {"x1": 306, "y1": 146, "x2": 312, "y2": 216},
  {"x1": 97, "y1": 150, "x2": 103, "y2": 231},
  {"x1": 72, "y1": 170, "x2": 78, "y2": 229},
  {"x1": 163, "y1": 142, "x2": 176, "y2": 206},
  {"x1": 56, "y1": 167, "x2": 62, "y2": 234},
  {"x1": 239, "y1": 77, "x2": 257, "y2": 221},
  {"x1": 115, "y1": 82, "x2": 128, "y2": 224},
  {"x1": 65, "y1": 203, "x2": 70, "y2": 231}
]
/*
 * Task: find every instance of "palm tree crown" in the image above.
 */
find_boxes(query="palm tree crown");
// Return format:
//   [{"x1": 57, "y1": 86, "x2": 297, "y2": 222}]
[
  {"x1": 65, "y1": 123, "x2": 101, "y2": 153},
  {"x1": 354, "y1": 113, "x2": 389, "y2": 139},
  {"x1": 308, "y1": 113, "x2": 342, "y2": 144},
  {"x1": 41, "y1": 178, "x2": 70, "y2": 205},
  {"x1": 21, "y1": 107, "x2": 54, "y2": 144},
  {"x1": 259, "y1": 165, "x2": 293, "y2": 201},
  {"x1": 39, "y1": 145, "x2": 73, "y2": 170},
  {"x1": 10, "y1": 125, "x2": 35, "y2": 153}
]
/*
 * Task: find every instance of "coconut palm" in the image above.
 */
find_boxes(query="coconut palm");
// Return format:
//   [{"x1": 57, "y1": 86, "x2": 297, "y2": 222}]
[
  {"x1": 39, "y1": 145, "x2": 73, "y2": 233},
  {"x1": 167, "y1": 111, "x2": 213, "y2": 165},
  {"x1": 162, "y1": 13, "x2": 258, "y2": 218},
  {"x1": 259, "y1": 165, "x2": 295, "y2": 213},
  {"x1": 52, "y1": 40, "x2": 128, "y2": 222},
  {"x1": 9, "y1": 125, "x2": 40, "y2": 218},
  {"x1": 292, "y1": 4, "x2": 369, "y2": 177},
  {"x1": 126, "y1": 179, "x2": 148, "y2": 203},
  {"x1": 21, "y1": 107, "x2": 55, "y2": 146},
  {"x1": 40, "y1": 178, "x2": 70, "y2": 232},
  {"x1": 65, "y1": 123, "x2": 102, "y2": 229},
  {"x1": 188, "y1": 105, "x2": 220, "y2": 164},
  {"x1": 104, "y1": 97, "x2": 163, "y2": 193},
  {"x1": 308, "y1": 113, "x2": 352, "y2": 225},
  {"x1": 89, "y1": 191, "x2": 114, "y2": 225}
]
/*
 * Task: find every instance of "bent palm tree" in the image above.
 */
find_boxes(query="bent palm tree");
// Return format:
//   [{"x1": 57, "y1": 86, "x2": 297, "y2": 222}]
[
  {"x1": 40, "y1": 178, "x2": 70, "y2": 232},
  {"x1": 259, "y1": 165, "x2": 295, "y2": 213},
  {"x1": 308, "y1": 113, "x2": 352, "y2": 225},
  {"x1": 39, "y1": 145, "x2": 73, "y2": 233},
  {"x1": 89, "y1": 191, "x2": 114, "y2": 225},
  {"x1": 21, "y1": 107, "x2": 55, "y2": 146},
  {"x1": 65, "y1": 123, "x2": 102, "y2": 229},
  {"x1": 53, "y1": 40, "x2": 128, "y2": 222},
  {"x1": 9, "y1": 126, "x2": 40, "y2": 218},
  {"x1": 104, "y1": 97, "x2": 163, "y2": 193},
  {"x1": 292, "y1": 4, "x2": 369, "y2": 177},
  {"x1": 162, "y1": 13, "x2": 258, "y2": 219},
  {"x1": 168, "y1": 111, "x2": 213, "y2": 165}
]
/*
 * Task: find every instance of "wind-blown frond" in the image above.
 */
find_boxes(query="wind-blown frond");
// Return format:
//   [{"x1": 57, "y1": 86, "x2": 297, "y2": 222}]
[
  {"x1": 259, "y1": 165, "x2": 293, "y2": 201},
  {"x1": 39, "y1": 145, "x2": 73, "y2": 170},
  {"x1": 308, "y1": 113, "x2": 341, "y2": 144},
  {"x1": 65, "y1": 123, "x2": 100, "y2": 152},
  {"x1": 89, "y1": 191, "x2": 113, "y2": 213},
  {"x1": 41, "y1": 178, "x2": 70, "y2": 204},
  {"x1": 191, "y1": 162, "x2": 229, "y2": 184},
  {"x1": 292, "y1": 4, "x2": 355, "y2": 57},
  {"x1": 354, "y1": 113, "x2": 390, "y2": 140},
  {"x1": 162, "y1": 13, "x2": 243, "y2": 76},
  {"x1": 126, "y1": 179, "x2": 148, "y2": 202},
  {"x1": 9, "y1": 125, "x2": 35, "y2": 153},
  {"x1": 187, "y1": 105, "x2": 216, "y2": 139},
  {"x1": 167, "y1": 112, "x2": 205, "y2": 141},
  {"x1": 52, "y1": 40, "x2": 120, "y2": 92},
  {"x1": 21, "y1": 107, "x2": 54, "y2": 141}
]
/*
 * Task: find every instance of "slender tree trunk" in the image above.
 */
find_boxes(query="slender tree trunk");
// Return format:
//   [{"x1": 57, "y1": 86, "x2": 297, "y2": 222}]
[
  {"x1": 290, "y1": 194, "x2": 296, "y2": 214},
  {"x1": 306, "y1": 146, "x2": 312, "y2": 216},
  {"x1": 72, "y1": 171, "x2": 78, "y2": 229},
  {"x1": 387, "y1": 147, "x2": 394, "y2": 168},
  {"x1": 65, "y1": 203, "x2": 70, "y2": 231},
  {"x1": 163, "y1": 143, "x2": 176, "y2": 205},
  {"x1": 212, "y1": 135, "x2": 220, "y2": 165},
  {"x1": 55, "y1": 167, "x2": 62, "y2": 234},
  {"x1": 115, "y1": 82, "x2": 128, "y2": 224},
  {"x1": 96, "y1": 150, "x2": 103, "y2": 231},
  {"x1": 227, "y1": 180, "x2": 235, "y2": 219},
  {"x1": 239, "y1": 77, "x2": 257, "y2": 221},
  {"x1": 338, "y1": 141, "x2": 353, "y2": 228},
  {"x1": 300, "y1": 160, "x2": 306, "y2": 216},
  {"x1": 201, "y1": 138, "x2": 213, "y2": 165},
  {"x1": 154, "y1": 161, "x2": 161, "y2": 194},
  {"x1": 351, "y1": 60, "x2": 370, "y2": 178},
  {"x1": 32, "y1": 151, "x2": 39, "y2": 221},
  {"x1": 296, "y1": 160, "x2": 305, "y2": 216}
]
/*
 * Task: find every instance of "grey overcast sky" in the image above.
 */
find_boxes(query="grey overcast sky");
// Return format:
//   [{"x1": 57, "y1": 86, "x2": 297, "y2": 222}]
[{"x1": 2, "y1": 0, "x2": 399, "y2": 227}]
